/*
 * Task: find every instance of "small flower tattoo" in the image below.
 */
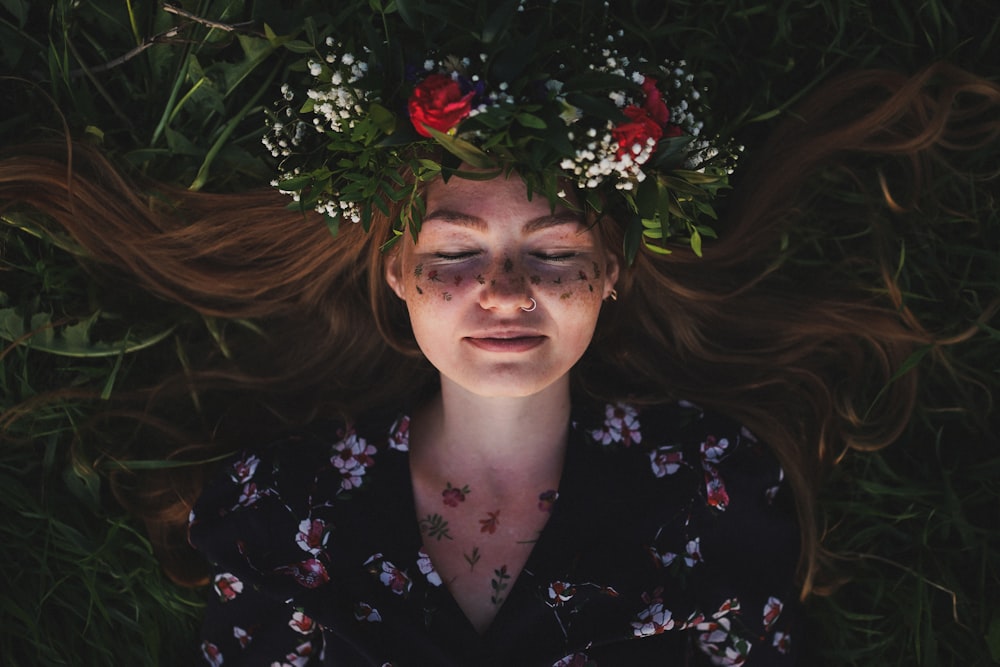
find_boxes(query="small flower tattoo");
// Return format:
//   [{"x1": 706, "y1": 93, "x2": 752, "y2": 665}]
[
  {"x1": 442, "y1": 482, "x2": 471, "y2": 507},
  {"x1": 479, "y1": 510, "x2": 501, "y2": 534}
]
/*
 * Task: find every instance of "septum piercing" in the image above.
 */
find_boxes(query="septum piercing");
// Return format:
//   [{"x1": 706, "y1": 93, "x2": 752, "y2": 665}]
[{"x1": 521, "y1": 298, "x2": 537, "y2": 312}]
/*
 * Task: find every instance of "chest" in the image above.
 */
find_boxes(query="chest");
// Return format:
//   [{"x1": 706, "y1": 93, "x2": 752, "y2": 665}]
[{"x1": 412, "y1": 484, "x2": 556, "y2": 633}]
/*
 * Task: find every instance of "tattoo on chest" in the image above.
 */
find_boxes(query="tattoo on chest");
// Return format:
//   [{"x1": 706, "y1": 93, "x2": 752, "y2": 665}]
[
  {"x1": 490, "y1": 564, "x2": 511, "y2": 606},
  {"x1": 419, "y1": 513, "x2": 454, "y2": 541},
  {"x1": 441, "y1": 482, "x2": 471, "y2": 507},
  {"x1": 479, "y1": 509, "x2": 501, "y2": 534},
  {"x1": 463, "y1": 546, "x2": 481, "y2": 571}
]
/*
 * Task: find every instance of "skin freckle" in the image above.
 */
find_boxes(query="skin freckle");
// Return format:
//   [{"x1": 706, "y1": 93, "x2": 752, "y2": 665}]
[
  {"x1": 454, "y1": 275, "x2": 463, "y2": 286},
  {"x1": 593, "y1": 261, "x2": 601, "y2": 279},
  {"x1": 490, "y1": 279, "x2": 496, "y2": 287},
  {"x1": 476, "y1": 274, "x2": 486, "y2": 285},
  {"x1": 560, "y1": 292, "x2": 572, "y2": 300},
  {"x1": 589, "y1": 284, "x2": 594, "y2": 292},
  {"x1": 502, "y1": 257, "x2": 513, "y2": 273},
  {"x1": 415, "y1": 285, "x2": 424, "y2": 295},
  {"x1": 529, "y1": 275, "x2": 541, "y2": 285},
  {"x1": 552, "y1": 277, "x2": 562, "y2": 285},
  {"x1": 443, "y1": 292, "x2": 452, "y2": 301},
  {"x1": 427, "y1": 270, "x2": 442, "y2": 282},
  {"x1": 577, "y1": 270, "x2": 588, "y2": 281},
  {"x1": 414, "y1": 263, "x2": 423, "y2": 277}
]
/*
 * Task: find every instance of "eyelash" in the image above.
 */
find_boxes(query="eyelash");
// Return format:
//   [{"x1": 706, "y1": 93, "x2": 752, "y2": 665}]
[
  {"x1": 533, "y1": 252, "x2": 577, "y2": 261},
  {"x1": 434, "y1": 252, "x2": 477, "y2": 261},
  {"x1": 432, "y1": 251, "x2": 578, "y2": 262}
]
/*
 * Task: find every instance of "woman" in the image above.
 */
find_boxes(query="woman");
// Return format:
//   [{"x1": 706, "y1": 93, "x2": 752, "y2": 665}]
[
  {"x1": 185, "y1": 163, "x2": 804, "y2": 664},
  {"x1": 2, "y1": 2, "x2": 998, "y2": 665}
]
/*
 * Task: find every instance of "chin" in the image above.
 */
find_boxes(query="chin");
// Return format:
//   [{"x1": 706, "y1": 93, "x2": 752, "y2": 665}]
[{"x1": 447, "y1": 368, "x2": 569, "y2": 399}]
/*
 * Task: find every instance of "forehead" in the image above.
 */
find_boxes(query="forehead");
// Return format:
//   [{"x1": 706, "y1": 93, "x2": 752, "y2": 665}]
[{"x1": 423, "y1": 174, "x2": 583, "y2": 232}]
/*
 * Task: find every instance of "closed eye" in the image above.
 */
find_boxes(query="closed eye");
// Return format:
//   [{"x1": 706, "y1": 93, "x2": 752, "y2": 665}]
[
  {"x1": 532, "y1": 252, "x2": 578, "y2": 261},
  {"x1": 434, "y1": 251, "x2": 478, "y2": 261}
]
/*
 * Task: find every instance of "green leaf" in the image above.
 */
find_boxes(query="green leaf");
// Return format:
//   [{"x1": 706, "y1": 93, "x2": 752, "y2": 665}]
[
  {"x1": 282, "y1": 39, "x2": 315, "y2": 54},
  {"x1": 0, "y1": 308, "x2": 176, "y2": 357},
  {"x1": 623, "y1": 214, "x2": 643, "y2": 265},
  {"x1": 369, "y1": 103, "x2": 398, "y2": 134},
  {"x1": 690, "y1": 229, "x2": 703, "y2": 257},
  {"x1": 424, "y1": 126, "x2": 494, "y2": 169},
  {"x1": 515, "y1": 112, "x2": 547, "y2": 129}
]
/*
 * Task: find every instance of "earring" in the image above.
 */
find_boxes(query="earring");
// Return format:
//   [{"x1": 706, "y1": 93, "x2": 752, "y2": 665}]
[
  {"x1": 607, "y1": 289, "x2": 618, "y2": 302},
  {"x1": 521, "y1": 298, "x2": 537, "y2": 312}
]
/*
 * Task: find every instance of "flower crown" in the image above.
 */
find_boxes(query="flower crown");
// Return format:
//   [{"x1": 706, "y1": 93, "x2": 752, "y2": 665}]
[{"x1": 264, "y1": 1, "x2": 740, "y2": 262}]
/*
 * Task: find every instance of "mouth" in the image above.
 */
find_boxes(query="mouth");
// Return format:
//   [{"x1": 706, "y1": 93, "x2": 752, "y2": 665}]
[{"x1": 464, "y1": 334, "x2": 546, "y2": 353}]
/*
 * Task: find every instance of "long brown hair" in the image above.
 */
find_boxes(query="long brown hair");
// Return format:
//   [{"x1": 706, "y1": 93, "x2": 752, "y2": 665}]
[{"x1": 2, "y1": 63, "x2": 997, "y2": 595}]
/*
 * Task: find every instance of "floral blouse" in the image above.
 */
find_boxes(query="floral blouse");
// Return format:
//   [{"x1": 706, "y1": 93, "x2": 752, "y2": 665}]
[{"x1": 189, "y1": 400, "x2": 799, "y2": 666}]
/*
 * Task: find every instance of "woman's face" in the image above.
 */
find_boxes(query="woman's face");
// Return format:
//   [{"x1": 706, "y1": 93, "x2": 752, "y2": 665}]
[{"x1": 385, "y1": 174, "x2": 619, "y2": 398}]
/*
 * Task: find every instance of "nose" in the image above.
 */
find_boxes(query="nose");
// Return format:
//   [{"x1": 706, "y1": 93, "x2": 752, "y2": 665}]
[{"x1": 479, "y1": 255, "x2": 533, "y2": 312}]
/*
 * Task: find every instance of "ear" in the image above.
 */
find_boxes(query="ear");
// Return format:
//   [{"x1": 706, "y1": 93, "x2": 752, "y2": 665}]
[
  {"x1": 384, "y1": 249, "x2": 407, "y2": 301},
  {"x1": 602, "y1": 249, "x2": 620, "y2": 300}
]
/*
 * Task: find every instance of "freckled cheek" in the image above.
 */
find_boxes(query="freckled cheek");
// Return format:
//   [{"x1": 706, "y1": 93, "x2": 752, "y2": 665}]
[
  {"x1": 531, "y1": 265, "x2": 603, "y2": 306},
  {"x1": 405, "y1": 265, "x2": 483, "y2": 303}
]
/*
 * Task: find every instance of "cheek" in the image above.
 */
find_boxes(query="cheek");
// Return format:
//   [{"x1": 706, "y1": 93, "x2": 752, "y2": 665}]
[
  {"x1": 406, "y1": 262, "x2": 482, "y2": 303},
  {"x1": 531, "y1": 263, "x2": 603, "y2": 305}
]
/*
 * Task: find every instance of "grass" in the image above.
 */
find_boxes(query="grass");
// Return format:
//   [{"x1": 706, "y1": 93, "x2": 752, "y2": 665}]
[{"x1": 1, "y1": 0, "x2": 998, "y2": 664}]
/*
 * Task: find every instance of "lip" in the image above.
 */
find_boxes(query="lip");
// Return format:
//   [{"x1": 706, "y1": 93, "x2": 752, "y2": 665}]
[{"x1": 464, "y1": 332, "x2": 546, "y2": 353}]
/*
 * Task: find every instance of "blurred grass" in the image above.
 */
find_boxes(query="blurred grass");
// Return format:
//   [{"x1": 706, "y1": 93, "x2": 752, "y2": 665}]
[{"x1": 1, "y1": 0, "x2": 998, "y2": 664}]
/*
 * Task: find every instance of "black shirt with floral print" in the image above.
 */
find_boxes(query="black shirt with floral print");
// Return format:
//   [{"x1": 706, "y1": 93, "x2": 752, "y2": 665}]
[{"x1": 189, "y1": 400, "x2": 800, "y2": 666}]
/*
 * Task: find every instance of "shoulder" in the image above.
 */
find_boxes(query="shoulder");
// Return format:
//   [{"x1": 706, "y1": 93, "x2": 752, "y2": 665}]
[
  {"x1": 577, "y1": 400, "x2": 785, "y2": 498},
  {"x1": 188, "y1": 411, "x2": 409, "y2": 558}
]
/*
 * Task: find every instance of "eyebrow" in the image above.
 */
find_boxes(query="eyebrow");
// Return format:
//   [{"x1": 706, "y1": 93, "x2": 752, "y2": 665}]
[{"x1": 423, "y1": 208, "x2": 583, "y2": 233}]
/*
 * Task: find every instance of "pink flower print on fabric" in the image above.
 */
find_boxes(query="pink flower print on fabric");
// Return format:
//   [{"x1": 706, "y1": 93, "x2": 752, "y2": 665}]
[
  {"x1": 416, "y1": 548, "x2": 443, "y2": 587},
  {"x1": 631, "y1": 600, "x2": 675, "y2": 637},
  {"x1": 538, "y1": 489, "x2": 558, "y2": 512},
  {"x1": 762, "y1": 596, "x2": 783, "y2": 632},
  {"x1": 684, "y1": 537, "x2": 704, "y2": 567},
  {"x1": 230, "y1": 627, "x2": 255, "y2": 657},
  {"x1": 699, "y1": 435, "x2": 732, "y2": 511},
  {"x1": 364, "y1": 553, "x2": 413, "y2": 596},
  {"x1": 330, "y1": 431, "x2": 376, "y2": 491},
  {"x1": 647, "y1": 546, "x2": 678, "y2": 568},
  {"x1": 289, "y1": 610, "x2": 317, "y2": 635},
  {"x1": 281, "y1": 641, "x2": 315, "y2": 667},
  {"x1": 235, "y1": 481, "x2": 261, "y2": 508},
  {"x1": 388, "y1": 415, "x2": 411, "y2": 452},
  {"x1": 545, "y1": 581, "x2": 578, "y2": 607},
  {"x1": 591, "y1": 402, "x2": 642, "y2": 447},
  {"x1": 354, "y1": 601, "x2": 383, "y2": 623},
  {"x1": 201, "y1": 640, "x2": 223, "y2": 667},
  {"x1": 213, "y1": 572, "x2": 243, "y2": 602},
  {"x1": 690, "y1": 598, "x2": 751, "y2": 666},
  {"x1": 233, "y1": 625, "x2": 251, "y2": 648},
  {"x1": 649, "y1": 445, "x2": 684, "y2": 478},
  {"x1": 552, "y1": 653, "x2": 591, "y2": 667},
  {"x1": 229, "y1": 453, "x2": 260, "y2": 484},
  {"x1": 773, "y1": 631, "x2": 792, "y2": 654},
  {"x1": 295, "y1": 517, "x2": 330, "y2": 555},
  {"x1": 275, "y1": 558, "x2": 330, "y2": 589},
  {"x1": 765, "y1": 466, "x2": 785, "y2": 505}
]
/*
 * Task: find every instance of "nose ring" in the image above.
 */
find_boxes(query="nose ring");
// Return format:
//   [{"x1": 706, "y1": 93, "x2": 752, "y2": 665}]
[{"x1": 521, "y1": 298, "x2": 537, "y2": 312}]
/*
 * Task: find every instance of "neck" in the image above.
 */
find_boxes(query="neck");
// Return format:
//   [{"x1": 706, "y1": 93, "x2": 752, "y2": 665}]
[{"x1": 410, "y1": 376, "x2": 572, "y2": 492}]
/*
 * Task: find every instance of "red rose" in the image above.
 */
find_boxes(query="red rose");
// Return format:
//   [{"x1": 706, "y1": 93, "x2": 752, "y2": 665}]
[
  {"x1": 612, "y1": 105, "x2": 664, "y2": 158},
  {"x1": 408, "y1": 73, "x2": 475, "y2": 137},
  {"x1": 640, "y1": 77, "x2": 670, "y2": 126}
]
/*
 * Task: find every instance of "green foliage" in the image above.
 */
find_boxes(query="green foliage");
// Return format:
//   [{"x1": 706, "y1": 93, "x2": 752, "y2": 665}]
[{"x1": 1, "y1": 0, "x2": 998, "y2": 665}]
